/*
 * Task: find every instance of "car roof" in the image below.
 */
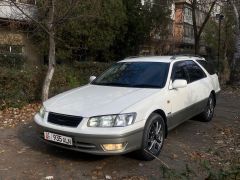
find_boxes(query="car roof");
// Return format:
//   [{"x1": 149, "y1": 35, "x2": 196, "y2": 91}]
[{"x1": 119, "y1": 55, "x2": 205, "y2": 63}]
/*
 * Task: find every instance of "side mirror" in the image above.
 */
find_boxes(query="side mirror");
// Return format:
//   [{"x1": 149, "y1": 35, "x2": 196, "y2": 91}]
[
  {"x1": 172, "y1": 79, "x2": 187, "y2": 89},
  {"x1": 89, "y1": 76, "x2": 96, "y2": 83}
]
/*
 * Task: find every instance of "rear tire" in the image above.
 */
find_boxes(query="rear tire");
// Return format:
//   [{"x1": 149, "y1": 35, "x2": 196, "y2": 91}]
[
  {"x1": 198, "y1": 94, "x2": 215, "y2": 122},
  {"x1": 137, "y1": 113, "x2": 165, "y2": 161}
]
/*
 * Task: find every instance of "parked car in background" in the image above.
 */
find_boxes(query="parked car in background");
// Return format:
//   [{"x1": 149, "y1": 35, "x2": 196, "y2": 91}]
[{"x1": 34, "y1": 55, "x2": 220, "y2": 160}]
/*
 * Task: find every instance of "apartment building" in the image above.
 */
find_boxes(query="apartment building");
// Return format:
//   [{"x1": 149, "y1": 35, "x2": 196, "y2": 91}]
[
  {"x1": 174, "y1": 0, "x2": 222, "y2": 54},
  {"x1": 141, "y1": 0, "x2": 222, "y2": 55},
  {"x1": 173, "y1": 0, "x2": 194, "y2": 53},
  {"x1": 0, "y1": 0, "x2": 40, "y2": 65}
]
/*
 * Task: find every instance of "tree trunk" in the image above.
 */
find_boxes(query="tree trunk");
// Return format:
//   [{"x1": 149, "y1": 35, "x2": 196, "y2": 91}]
[
  {"x1": 192, "y1": 0, "x2": 198, "y2": 54},
  {"x1": 194, "y1": 36, "x2": 200, "y2": 54},
  {"x1": 229, "y1": 0, "x2": 240, "y2": 85},
  {"x1": 192, "y1": 0, "x2": 217, "y2": 55},
  {"x1": 42, "y1": 0, "x2": 56, "y2": 101},
  {"x1": 232, "y1": 1, "x2": 240, "y2": 67}
]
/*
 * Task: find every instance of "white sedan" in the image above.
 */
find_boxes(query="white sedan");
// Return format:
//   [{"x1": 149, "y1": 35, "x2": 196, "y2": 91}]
[{"x1": 34, "y1": 55, "x2": 220, "y2": 160}]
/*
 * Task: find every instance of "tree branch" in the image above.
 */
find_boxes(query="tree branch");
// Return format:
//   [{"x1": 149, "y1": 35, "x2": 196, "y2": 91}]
[
  {"x1": 8, "y1": 0, "x2": 51, "y2": 36},
  {"x1": 197, "y1": 0, "x2": 217, "y2": 39},
  {"x1": 230, "y1": 0, "x2": 239, "y2": 32},
  {"x1": 53, "y1": 0, "x2": 78, "y2": 25}
]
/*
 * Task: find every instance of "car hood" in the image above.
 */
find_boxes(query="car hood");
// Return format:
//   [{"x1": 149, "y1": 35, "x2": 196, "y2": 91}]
[{"x1": 44, "y1": 85, "x2": 160, "y2": 117}]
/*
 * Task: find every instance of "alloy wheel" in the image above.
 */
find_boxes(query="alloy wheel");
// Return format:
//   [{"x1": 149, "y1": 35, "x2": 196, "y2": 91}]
[
  {"x1": 147, "y1": 120, "x2": 164, "y2": 154},
  {"x1": 207, "y1": 97, "x2": 214, "y2": 119}
]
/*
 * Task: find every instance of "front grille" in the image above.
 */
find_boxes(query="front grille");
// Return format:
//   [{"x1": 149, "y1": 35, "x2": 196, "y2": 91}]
[
  {"x1": 75, "y1": 142, "x2": 96, "y2": 149},
  {"x1": 48, "y1": 112, "x2": 83, "y2": 127}
]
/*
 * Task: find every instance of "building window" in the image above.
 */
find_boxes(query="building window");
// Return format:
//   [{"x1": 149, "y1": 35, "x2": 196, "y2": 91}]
[
  {"x1": 11, "y1": 45, "x2": 23, "y2": 54},
  {"x1": 184, "y1": 24, "x2": 194, "y2": 38},
  {"x1": 184, "y1": 7, "x2": 193, "y2": 24},
  {"x1": 0, "y1": 45, "x2": 9, "y2": 54},
  {"x1": 0, "y1": 44, "x2": 23, "y2": 54}
]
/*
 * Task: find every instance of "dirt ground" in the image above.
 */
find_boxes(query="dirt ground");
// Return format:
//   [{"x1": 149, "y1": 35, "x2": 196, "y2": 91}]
[{"x1": 0, "y1": 93, "x2": 239, "y2": 180}]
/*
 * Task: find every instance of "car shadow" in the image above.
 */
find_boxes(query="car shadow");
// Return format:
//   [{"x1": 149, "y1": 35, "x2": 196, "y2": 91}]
[
  {"x1": 17, "y1": 120, "x2": 200, "y2": 162},
  {"x1": 17, "y1": 121, "x2": 111, "y2": 162}
]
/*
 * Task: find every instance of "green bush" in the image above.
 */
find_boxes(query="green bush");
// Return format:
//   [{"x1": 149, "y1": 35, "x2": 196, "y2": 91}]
[
  {"x1": 49, "y1": 62, "x2": 111, "y2": 96},
  {"x1": 0, "y1": 67, "x2": 43, "y2": 109},
  {"x1": 0, "y1": 54, "x2": 25, "y2": 68},
  {"x1": 0, "y1": 62, "x2": 111, "y2": 110}
]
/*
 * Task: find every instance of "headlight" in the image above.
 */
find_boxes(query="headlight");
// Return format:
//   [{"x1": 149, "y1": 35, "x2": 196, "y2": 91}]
[
  {"x1": 39, "y1": 106, "x2": 46, "y2": 119},
  {"x1": 87, "y1": 113, "x2": 136, "y2": 127}
]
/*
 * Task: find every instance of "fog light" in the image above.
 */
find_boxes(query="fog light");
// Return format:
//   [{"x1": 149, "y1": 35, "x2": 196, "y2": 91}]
[{"x1": 102, "y1": 143, "x2": 125, "y2": 151}]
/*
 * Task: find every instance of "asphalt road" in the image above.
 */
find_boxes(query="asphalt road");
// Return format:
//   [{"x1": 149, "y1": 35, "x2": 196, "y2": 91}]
[{"x1": 0, "y1": 93, "x2": 239, "y2": 180}]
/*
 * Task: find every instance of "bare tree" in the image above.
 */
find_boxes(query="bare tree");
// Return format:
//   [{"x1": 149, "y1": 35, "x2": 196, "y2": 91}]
[
  {"x1": 7, "y1": 0, "x2": 101, "y2": 101},
  {"x1": 42, "y1": 0, "x2": 55, "y2": 101},
  {"x1": 190, "y1": 0, "x2": 217, "y2": 54},
  {"x1": 229, "y1": 0, "x2": 240, "y2": 85},
  {"x1": 8, "y1": 0, "x2": 72, "y2": 101}
]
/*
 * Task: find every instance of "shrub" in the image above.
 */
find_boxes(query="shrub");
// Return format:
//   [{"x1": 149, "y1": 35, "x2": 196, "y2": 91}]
[
  {"x1": 0, "y1": 54, "x2": 25, "y2": 68},
  {"x1": 49, "y1": 62, "x2": 111, "y2": 96},
  {"x1": 0, "y1": 62, "x2": 111, "y2": 109},
  {"x1": 0, "y1": 67, "x2": 43, "y2": 109}
]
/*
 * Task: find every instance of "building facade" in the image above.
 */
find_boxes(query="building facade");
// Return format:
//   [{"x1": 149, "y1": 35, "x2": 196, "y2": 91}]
[
  {"x1": 173, "y1": 0, "x2": 222, "y2": 55},
  {"x1": 141, "y1": 0, "x2": 222, "y2": 56},
  {"x1": 0, "y1": 0, "x2": 40, "y2": 66}
]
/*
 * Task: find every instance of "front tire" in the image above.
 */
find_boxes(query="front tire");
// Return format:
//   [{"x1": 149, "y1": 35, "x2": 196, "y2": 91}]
[{"x1": 138, "y1": 113, "x2": 165, "y2": 161}]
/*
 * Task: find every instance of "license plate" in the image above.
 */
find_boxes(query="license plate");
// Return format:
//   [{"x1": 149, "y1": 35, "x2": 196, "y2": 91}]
[{"x1": 44, "y1": 132, "x2": 73, "y2": 146}]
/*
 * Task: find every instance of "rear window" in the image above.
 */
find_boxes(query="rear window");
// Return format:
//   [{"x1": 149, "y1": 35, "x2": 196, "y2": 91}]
[{"x1": 197, "y1": 60, "x2": 216, "y2": 75}]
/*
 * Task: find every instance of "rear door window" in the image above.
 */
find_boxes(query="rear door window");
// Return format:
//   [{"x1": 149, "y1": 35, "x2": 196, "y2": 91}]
[
  {"x1": 171, "y1": 61, "x2": 189, "y2": 83},
  {"x1": 185, "y1": 60, "x2": 207, "y2": 83}
]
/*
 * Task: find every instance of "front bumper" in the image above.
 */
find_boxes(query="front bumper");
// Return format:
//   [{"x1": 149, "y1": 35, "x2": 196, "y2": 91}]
[{"x1": 35, "y1": 122, "x2": 143, "y2": 155}]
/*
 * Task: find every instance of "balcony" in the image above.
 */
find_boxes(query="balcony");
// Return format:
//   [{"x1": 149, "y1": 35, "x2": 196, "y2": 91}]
[{"x1": 0, "y1": 0, "x2": 36, "y2": 21}]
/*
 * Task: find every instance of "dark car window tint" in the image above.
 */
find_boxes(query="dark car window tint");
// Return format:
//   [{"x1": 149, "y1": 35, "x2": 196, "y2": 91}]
[
  {"x1": 172, "y1": 61, "x2": 189, "y2": 82},
  {"x1": 197, "y1": 60, "x2": 216, "y2": 75},
  {"x1": 92, "y1": 62, "x2": 170, "y2": 88},
  {"x1": 185, "y1": 60, "x2": 207, "y2": 83}
]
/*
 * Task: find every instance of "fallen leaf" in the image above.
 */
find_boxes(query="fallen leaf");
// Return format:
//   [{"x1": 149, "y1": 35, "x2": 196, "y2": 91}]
[
  {"x1": 172, "y1": 154, "x2": 178, "y2": 159},
  {"x1": 139, "y1": 163, "x2": 144, "y2": 167},
  {"x1": 105, "y1": 175, "x2": 112, "y2": 180},
  {"x1": 45, "y1": 176, "x2": 54, "y2": 180}
]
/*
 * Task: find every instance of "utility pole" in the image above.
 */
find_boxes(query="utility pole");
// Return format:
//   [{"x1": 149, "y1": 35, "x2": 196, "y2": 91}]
[{"x1": 216, "y1": 13, "x2": 224, "y2": 75}]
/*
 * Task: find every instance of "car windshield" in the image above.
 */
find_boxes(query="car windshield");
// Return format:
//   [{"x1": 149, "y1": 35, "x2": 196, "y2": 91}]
[{"x1": 92, "y1": 62, "x2": 170, "y2": 88}]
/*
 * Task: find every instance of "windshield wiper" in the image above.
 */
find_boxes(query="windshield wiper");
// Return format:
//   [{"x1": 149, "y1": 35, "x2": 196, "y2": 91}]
[
  {"x1": 132, "y1": 84, "x2": 161, "y2": 88},
  {"x1": 93, "y1": 82, "x2": 130, "y2": 87},
  {"x1": 93, "y1": 82, "x2": 161, "y2": 88}
]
